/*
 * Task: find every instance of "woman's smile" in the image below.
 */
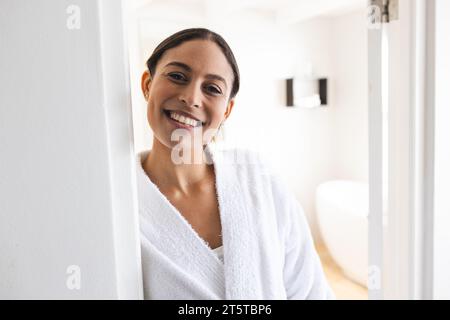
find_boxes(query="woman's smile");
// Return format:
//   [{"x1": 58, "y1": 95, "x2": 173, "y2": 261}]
[{"x1": 163, "y1": 109, "x2": 204, "y2": 131}]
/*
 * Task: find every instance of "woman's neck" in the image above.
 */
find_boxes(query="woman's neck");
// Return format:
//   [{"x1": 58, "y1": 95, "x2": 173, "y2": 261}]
[{"x1": 142, "y1": 138, "x2": 212, "y2": 197}]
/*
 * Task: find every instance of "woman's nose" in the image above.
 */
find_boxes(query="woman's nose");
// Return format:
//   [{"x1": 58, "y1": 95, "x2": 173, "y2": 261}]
[{"x1": 178, "y1": 83, "x2": 201, "y2": 108}]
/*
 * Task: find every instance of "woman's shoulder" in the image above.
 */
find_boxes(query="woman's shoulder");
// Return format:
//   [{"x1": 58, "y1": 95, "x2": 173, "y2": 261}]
[
  {"x1": 217, "y1": 148, "x2": 303, "y2": 239},
  {"x1": 209, "y1": 146, "x2": 273, "y2": 171},
  {"x1": 217, "y1": 147, "x2": 300, "y2": 205},
  {"x1": 212, "y1": 146, "x2": 292, "y2": 196}
]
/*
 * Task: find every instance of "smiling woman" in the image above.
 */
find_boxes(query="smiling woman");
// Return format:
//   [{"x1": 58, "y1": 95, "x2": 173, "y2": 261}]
[{"x1": 136, "y1": 28, "x2": 335, "y2": 300}]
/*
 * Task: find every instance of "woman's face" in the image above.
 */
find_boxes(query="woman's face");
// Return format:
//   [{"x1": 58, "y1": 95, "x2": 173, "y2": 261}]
[{"x1": 141, "y1": 39, "x2": 235, "y2": 150}]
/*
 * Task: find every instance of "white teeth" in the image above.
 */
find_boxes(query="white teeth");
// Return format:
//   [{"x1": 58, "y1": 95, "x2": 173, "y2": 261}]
[{"x1": 169, "y1": 111, "x2": 201, "y2": 127}]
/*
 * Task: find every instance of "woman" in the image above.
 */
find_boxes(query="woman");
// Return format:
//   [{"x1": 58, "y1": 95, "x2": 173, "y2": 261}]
[{"x1": 136, "y1": 28, "x2": 335, "y2": 300}]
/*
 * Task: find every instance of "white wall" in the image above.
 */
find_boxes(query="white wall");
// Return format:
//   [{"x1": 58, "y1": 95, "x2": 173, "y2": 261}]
[
  {"x1": 433, "y1": 0, "x2": 450, "y2": 300},
  {"x1": 129, "y1": 4, "x2": 368, "y2": 243},
  {"x1": 328, "y1": 11, "x2": 369, "y2": 183},
  {"x1": 0, "y1": 0, "x2": 142, "y2": 299}
]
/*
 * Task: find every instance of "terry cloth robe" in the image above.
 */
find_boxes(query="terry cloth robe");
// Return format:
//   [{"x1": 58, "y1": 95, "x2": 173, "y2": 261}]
[{"x1": 136, "y1": 145, "x2": 335, "y2": 300}]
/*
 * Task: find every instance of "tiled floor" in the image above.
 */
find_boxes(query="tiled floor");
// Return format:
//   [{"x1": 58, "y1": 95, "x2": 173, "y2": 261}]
[{"x1": 315, "y1": 242, "x2": 368, "y2": 300}]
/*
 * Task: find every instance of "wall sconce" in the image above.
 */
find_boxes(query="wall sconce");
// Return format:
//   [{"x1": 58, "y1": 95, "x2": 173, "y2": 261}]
[{"x1": 286, "y1": 77, "x2": 328, "y2": 108}]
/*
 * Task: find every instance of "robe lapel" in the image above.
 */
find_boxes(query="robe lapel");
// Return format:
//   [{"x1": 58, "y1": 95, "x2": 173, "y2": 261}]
[{"x1": 207, "y1": 146, "x2": 263, "y2": 299}]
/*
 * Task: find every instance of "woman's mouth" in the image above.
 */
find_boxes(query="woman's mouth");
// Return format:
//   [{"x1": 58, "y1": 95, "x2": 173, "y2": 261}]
[{"x1": 163, "y1": 110, "x2": 204, "y2": 129}]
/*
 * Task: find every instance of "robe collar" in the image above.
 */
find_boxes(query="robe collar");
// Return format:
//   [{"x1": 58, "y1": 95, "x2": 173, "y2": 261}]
[{"x1": 136, "y1": 144, "x2": 263, "y2": 299}]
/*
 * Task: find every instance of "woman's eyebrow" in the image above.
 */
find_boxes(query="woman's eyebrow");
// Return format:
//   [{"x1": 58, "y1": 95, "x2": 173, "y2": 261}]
[
  {"x1": 164, "y1": 61, "x2": 192, "y2": 72},
  {"x1": 164, "y1": 61, "x2": 228, "y2": 89}
]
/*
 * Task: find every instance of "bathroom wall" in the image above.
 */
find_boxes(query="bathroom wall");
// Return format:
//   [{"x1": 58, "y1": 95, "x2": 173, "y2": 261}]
[
  {"x1": 0, "y1": 0, "x2": 142, "y2": 298},
  {"x1": 129, "y1": 4, "x2": 368, "y2": 243},
  {"x1": 272, "y1": 9, "x2": 369, "y2": 241},
  {"x1": 328, "y1": 10, "x2": 369, "y2": 183}
]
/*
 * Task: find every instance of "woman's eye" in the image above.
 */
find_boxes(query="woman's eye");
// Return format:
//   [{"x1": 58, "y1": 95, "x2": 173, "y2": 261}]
[
  {"x1": 168, "y1": 73, "x2": 185, "y2": 81},
  {"x1": 206, "y1": 85, "x2": 221, "y2": 95}
]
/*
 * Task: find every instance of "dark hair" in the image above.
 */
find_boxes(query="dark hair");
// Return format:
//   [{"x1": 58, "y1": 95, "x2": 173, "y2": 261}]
[{"x1": 146, "y1": 28, "x2": 240, "y2": 101}]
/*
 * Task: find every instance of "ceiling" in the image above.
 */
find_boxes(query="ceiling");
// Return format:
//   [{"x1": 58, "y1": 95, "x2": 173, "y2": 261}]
[{"x1": 130, "y1": 0, "x2": 367, "y2": 25}]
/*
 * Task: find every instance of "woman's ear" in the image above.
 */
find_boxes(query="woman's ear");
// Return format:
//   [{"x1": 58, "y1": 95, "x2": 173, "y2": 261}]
[
  {"x1": 141, "y1": 70, "x2": 152, "y2": 100},
  {"x1": 224, "y1": 98, "x2": 235, "y2": 120}
]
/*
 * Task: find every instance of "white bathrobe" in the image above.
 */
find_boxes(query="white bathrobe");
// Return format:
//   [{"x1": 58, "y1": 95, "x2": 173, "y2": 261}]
[{"x1": 137, "y1": 145, "x2": 335, "y2": 300}]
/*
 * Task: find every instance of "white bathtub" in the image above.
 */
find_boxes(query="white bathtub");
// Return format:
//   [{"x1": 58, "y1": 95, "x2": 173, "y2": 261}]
[{"x1": 315, "y1": 180, "x2": 368, "y2": 287}]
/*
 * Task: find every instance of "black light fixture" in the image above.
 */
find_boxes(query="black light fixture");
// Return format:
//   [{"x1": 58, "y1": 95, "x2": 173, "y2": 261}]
[{"x1": 286, "y1": 77, "x2": 328, "y2": 108}]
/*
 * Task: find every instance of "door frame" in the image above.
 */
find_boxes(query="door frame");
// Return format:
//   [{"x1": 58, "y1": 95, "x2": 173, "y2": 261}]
[{"x1": 367, "y1": 0, "x2": 436, "y2": 300}]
